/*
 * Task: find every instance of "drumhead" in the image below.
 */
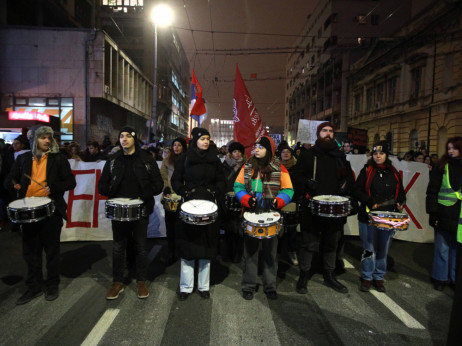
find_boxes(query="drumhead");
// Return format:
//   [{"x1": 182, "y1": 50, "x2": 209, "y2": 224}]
[
  {"x1": 107, "y1": 198, "x2": 144, "y2": 205},
  {"x1": 181, "y1": 199, "x2": 218, "y2": 215},
  {"x1": 9, "y1": 197, "x2": 52, "y2": 209},
  {"x1": 313, "y1": 195, "x2": 348, "y2": 203},
  {"x1": 244, "y1": 211, "x2": 281, "y2": 225},
  {"x1": 369, "y1": 211, "x2": 408, "y2": 218}
]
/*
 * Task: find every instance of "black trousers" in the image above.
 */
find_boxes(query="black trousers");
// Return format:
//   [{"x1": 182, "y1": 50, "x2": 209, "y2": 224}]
[
  {"x1": 112, "y1": 218, "x2": 148, "y2": 283},
  {"x1": 165, "y1": 210, "x2": 177, "y2": 256},
  {"x1": 22, "y1": 214, "x2": 63, "y2": 291},
  {"x1": 298, "y1": 211, "x2": 343, "y2": 273}
]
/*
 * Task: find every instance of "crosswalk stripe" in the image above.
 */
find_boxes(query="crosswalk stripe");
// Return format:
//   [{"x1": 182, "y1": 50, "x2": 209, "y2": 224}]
[
  {"x1": 81, "y1": 308, "x2": 120, "y2": 346},
  {"x1": 370, "y1": 291, "x2": 426, "y2": 329}
]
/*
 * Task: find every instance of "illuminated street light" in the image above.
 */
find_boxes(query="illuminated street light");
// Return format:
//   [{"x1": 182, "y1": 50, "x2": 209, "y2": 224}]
[{"x1": 147, "y1": 3, "x2": 173, "y2": 143}]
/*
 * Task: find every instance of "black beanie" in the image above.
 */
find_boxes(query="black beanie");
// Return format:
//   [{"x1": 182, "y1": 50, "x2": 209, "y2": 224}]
[
  {"x1": 172, "y1": 137, "x2": 187, "y2": 151},
  {"x1": 191, "y1": 127, "x2": 210, "y2": 147},
  {"x1": 372, "y1": 141, "x2": 390, "y2": 156},
  {"x1": 255, "y1": 135, "x2": 276, "y2": 158},
  {"x1": 118, "y1": 126, "x2": 139, "y2": 146},
  {"x1": 228, "y1": 141, "x2": 245, "y2": 156}
]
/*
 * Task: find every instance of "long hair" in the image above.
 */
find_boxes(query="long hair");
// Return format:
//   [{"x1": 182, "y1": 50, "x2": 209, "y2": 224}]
[
  {"x1": 439, "y1": 136, "x2": 462, "y2": 170},
  {"x1": 248, "y1": 151, "x2": 272, "y2": 180}
]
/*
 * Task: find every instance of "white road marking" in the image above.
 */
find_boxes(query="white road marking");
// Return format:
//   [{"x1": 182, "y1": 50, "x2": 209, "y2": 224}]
[
  {"x1": 343, "y1": 259, "x2": 355, "y2": 269},
  {"x1": 81, "y1": 308, "x2": 120, "y2": 346},
  {"x1": 370, "y1": 291, "x2": 425, "y2": 329}
]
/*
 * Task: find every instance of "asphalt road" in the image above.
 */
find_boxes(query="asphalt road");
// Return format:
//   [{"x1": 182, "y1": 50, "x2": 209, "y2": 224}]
[{"x1": 0, "y1": 229, "x2": 453, "y2": 345}]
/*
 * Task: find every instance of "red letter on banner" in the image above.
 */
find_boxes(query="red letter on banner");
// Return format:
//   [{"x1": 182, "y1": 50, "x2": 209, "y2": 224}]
[
  {"x1": 92, "y1": 169, "x2": 107, "y2": 228},
  {"x1": 66, "y1": 169, "x2": 96, "y2": 228},
  {"x1": 400, "y1": 171, "x2": 422, "y2": 229}
]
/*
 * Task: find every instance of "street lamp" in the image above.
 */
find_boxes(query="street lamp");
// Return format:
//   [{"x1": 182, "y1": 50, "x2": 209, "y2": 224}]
[{"x1": 147, "y1": 3, "x2": 173, "y2": 143}]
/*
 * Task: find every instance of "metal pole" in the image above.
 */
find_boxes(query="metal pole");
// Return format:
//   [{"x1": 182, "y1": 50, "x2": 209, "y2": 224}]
[{"x1": 147, "y1": 22, "x2": 158, "y2": 144}]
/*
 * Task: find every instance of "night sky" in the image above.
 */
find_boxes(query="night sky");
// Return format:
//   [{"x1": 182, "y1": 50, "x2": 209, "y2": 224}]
[{"x1": 162, "y1": 0, "x2": 319, "y2": 130}]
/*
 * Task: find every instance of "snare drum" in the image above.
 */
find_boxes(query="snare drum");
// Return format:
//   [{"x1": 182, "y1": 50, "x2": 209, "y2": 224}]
[
  {"x1": 311, "y1": 195, "x2": 351, "y2": 218},
  {"x1": 179, "y1": 199, "x2": 218, "y2": 225},
  {"x1": 225, "y1": 191, "x2": 241, "y2": 212},
  {"x1": 243, "y1": 211, "x2": 282, "y2": 239},
  {"x1": 368, "y1": 211, "x2": 409, "y2": 231},
  {"x1": 162, "y1": 194, "x2": 182, "y2": 212},
  {"x1": 105, "y1": 198, "x2": 146, "y2": 221},
  {"x1": 282, "y1": 202, "x2": 299, "y2": 227},
  {"x1": 7, "y1": 197, "x2": 55, "y2": 223}
]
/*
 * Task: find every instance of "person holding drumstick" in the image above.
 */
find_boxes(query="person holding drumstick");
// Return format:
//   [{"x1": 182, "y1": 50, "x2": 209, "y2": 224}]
[
  {"x1": 170, "y1": 127, "x2": 226, "y2": 301},
  {"x1": 98, "y1": 126, "x2": 163, "y2": 300},
  {"x1": 4, "y1": 126, "x2": 76, "y2": 305},
  {"x1": 353, "y1": 141, "x2": 406, "y2": 292},
  {"x1": 291, "y1": 122, "x2": 354, "y2": 294},
  {"x1": 160, "y1": 137, "x2": 187, "y2": 265},
  {"x1": 234, "y1": 135, "x2": 294, "y2": 300}
]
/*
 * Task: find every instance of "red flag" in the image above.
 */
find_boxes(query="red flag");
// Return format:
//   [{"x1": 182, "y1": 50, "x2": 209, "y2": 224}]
[
  {"x1": 233, "y1": 64, "x2": 267, "y2": 157},
  {"x1": 190, "y1": 69, "x2": 207, "y2": 121}
]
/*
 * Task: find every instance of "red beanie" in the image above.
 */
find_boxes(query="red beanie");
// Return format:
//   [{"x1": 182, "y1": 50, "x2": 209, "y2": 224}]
[{"x1": 316, "y1": 121, "x2": 335, "y2": 138}]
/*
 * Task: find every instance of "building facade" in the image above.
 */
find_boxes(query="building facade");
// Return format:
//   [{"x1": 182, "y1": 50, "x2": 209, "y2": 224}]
[{"x1": 347, "y1": 0, "x2": 462, "y2": 156}]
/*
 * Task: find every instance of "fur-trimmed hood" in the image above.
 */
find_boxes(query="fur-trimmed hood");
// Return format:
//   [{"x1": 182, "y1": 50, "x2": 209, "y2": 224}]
[{"x1": 27, "y1": 126, "x2": 59, "y2": 156}]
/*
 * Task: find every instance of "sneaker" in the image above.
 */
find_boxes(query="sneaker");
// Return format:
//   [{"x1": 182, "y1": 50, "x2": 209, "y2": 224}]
[
  {"x1": 198, "y1": 290, "x2": 210, "y2": 299},
  {"x1": 106, "y1": 282, "x2": 125, "y2": 300},
  {"x1": 359, "y1": 279, "x2": 371, "y2": 292},
  {"x1": 373, "y1": 279, "x2": 386, "y2": 293},
  {"x1": 16, "y1": 289, "x2": 43, "y2": 305},
  {"x1": 178, "y1": 292, "x2": 190, "y2": 301},
  {"x1": 289, "y1": 252, "x2": 299, "y2": 266},
  {"x1": 45, "y1": 287, "x2": 59, "y2": 301},
  {"x1": 242, "y1": 290, "x2": 254, "y2": 300},
  {"x1": 137, "y1": 281, "x2": 149, "y2": 299}
]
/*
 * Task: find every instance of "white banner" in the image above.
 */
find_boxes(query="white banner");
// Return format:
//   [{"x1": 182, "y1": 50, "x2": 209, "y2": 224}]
[
  {"x1": 345, "y1": 155, "x2": 433, "y2": 243},
  {"x1": 59, "y1": 156, "x2": 433, "y2": 243},
  {"x1": 61, "y1": 160, "x2": 166, "y2": 242}
]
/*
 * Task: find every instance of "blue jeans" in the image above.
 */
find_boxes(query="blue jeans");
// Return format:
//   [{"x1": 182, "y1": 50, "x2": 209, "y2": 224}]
[
  {"x1": 180, "y1": 259, "x2": 210, "y2": 293},
  {"x1": 359, "y1": 222, "x2": 395, "y2": 281},
  {"x1": 432, "y1": 228, "x2": 457, "y2": 283}
]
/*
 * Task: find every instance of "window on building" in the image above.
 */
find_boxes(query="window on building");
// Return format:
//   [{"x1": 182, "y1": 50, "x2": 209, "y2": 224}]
[
  {"x1": 410, "y1": 129, "x2": 419, "y2": 150},
  {"x1": 354, "y1": 94, "x2": 361, "y2": 115},
  {"x1": 371, "y1": 15, "x2": 379, "y2": 25},
  {"x1": 366, "y1": 88, "x2": 373, "y2": 111},
  {"x1": 388, "y1": 77, "x2": 397, "y2": 104},
  {"x1": 318, "y1": 28, "x2": 322, "y2": 38},
  {"x1": 410, "y1": 66, "x2": 422, "y2": 100},
  {"x1": 376, "y1": 83, "x2": 384, "y2": 107}
]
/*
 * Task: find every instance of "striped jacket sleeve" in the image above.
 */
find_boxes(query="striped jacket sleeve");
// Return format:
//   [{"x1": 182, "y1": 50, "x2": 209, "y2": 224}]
[{"x1": 274, "y1": 164, "x2": 294, "y2": 208}]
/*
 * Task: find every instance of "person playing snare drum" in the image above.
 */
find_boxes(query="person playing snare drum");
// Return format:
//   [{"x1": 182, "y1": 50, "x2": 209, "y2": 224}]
[
  {"x1": 98, "y1": 126, "x2": 163, "y2": 300},
  {"x1": 353, "y1": 141, "x2": 406, "y2": 293},
  {"x1": 170, "y1": 127, "x2": 227, "y2": 301},
  {"x1": 234, "y1": 135, "x2": 294, "y2": 300},
  {"x1": 291, "y1": 122, "x2": 354, "y2": 294},
  {"x1": 4, "y1": 126, "x2": 76, "y2": 305}
]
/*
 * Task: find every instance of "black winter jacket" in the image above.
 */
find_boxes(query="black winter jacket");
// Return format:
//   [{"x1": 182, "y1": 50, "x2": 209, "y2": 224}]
[
  {"x1": 98, "y1": 147, "x2": 163, "y2": 215},
  {"x1": 171, "y1": 147, "x2": 226, "y2": 259},
  {"x1": 426, "y1": 157, "x2": 462, "y2": 232},
  {"x1": 353, "y1": 163, "x2": 406, "y2": 224},
  {"x1": 4, "y1": 151, "x2": 76, "y2": 221}
]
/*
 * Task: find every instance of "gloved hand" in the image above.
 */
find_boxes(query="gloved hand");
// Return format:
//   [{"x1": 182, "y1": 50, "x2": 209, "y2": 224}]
[
  {"x1": 241, "y1": 194, "x2": 256, "y2": 210},
  {"x1": 305, "y1": 179, "x2": 319, "y2": 195},
  {"x1": 429, "y1": 214, "x2": 438, "y2": 227},
  {"x1": 272, "y1": 197, "x2": 285, "y2": 210},
  {"x1": 248, "y1": 197, "x2": 257, "y2": 211}
]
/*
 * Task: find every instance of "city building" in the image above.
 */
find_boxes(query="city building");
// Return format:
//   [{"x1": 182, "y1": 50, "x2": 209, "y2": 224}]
[
  {"x1": 0, "y1": 0, "x2": 190, "y2": 145},
  {"x1": 209, "y1": 118, "x2": 234, "y2": 148},
  {"x1": 284, "y1": 0, "x2": 431, "y2": 146},
  {"x1": 347, "y1": 0, "x2": 462, "y2": 156}
]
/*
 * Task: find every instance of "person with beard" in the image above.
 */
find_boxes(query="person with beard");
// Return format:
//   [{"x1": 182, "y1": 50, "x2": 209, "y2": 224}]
[
  {"x1": 98, "y1": 126, "x2": 164, "y2": 300},
  {"x1": 278, "y1": 144, "x2": 299, "y2": 265},
  {"x1": 160, "y1": 137, "x2": 187, "y2": 264},
  {"x1": 4, "y1": 126, "x2": 76, "y2": 305},
  {"x1": 222, "y1": 141, "x2": 246, "y2": 263},
  {"x1": 426, "y1": 137, "x2": 462, "y2": 292},
  {"x1": 353, "y1": 141, "x2": 406, "y2": 292},
  {"x1": 234, "y1": 136, "x2": 294, "y2": 300},
  {"x1": 171, "y1": 128, "x2": 226, "y2": 300},
  {"x1": 291, "y1": 122, "x2": 354, "y2": 294}
]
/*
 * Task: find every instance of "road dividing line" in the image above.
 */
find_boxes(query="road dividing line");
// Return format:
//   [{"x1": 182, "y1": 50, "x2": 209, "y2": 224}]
[
  {"x1": 81, "y1": 308, "x2": 120, "y2": 346},
  {"x1": 370, "y1": 291, "x2": 426, "y2": 329},
  {"x1": 343, "y1": 259, "x2": 355, "y2": 269}
]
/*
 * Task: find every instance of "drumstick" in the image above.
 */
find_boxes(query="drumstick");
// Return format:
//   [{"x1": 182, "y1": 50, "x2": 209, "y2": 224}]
[
  {"x1": 313, "y1": 156, "x2": 317, "y2": 181},
  {"x1": 24, "y1": 173, "x2": 48, "y2": 191}
]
